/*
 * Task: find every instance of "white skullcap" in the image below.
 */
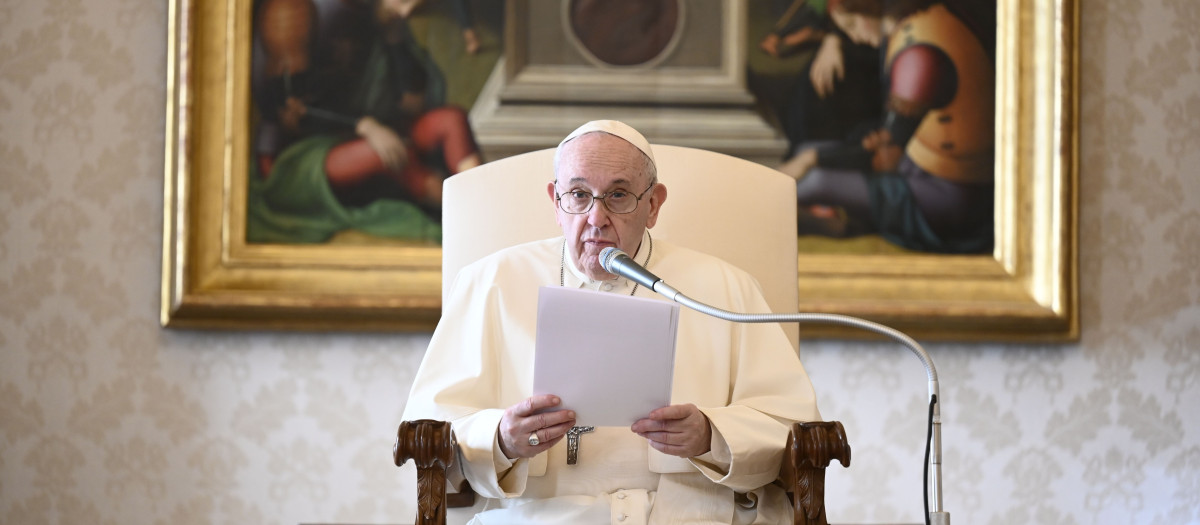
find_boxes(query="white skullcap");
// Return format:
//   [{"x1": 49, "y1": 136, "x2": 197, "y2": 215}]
[{"x1": 557, "y1": 120, "x2": 655, "y2": 166}]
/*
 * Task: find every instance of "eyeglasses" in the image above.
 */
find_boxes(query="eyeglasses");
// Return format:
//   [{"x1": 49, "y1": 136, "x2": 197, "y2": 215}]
[{"x1": 554, "y1": 182, "x2": 656, "y2": 214}]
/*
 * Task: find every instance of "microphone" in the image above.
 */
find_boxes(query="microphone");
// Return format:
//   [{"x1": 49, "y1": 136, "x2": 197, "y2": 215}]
[
  {"x1": 599, "y1": 247, "x2": 677, "y2": 297},
  {"x1": 598, "y1": 247, "x2": 948, "y2": 525}
]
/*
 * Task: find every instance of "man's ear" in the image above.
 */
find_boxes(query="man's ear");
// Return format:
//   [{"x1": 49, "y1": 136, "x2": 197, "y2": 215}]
[
  {"x1": 547, "y1": 181, "x2": 562, "y2": 226},
  {"x1": 644, "y1": 183, "x2": 668, "y2": 229}
]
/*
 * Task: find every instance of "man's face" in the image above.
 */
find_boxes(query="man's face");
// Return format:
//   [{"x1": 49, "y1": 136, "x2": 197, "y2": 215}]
[
  {"x1": 547, "y1": 133, "x2": 667, "y2": 281},
  {"x1": 831, "y1": 10, "x2": 884, "y2": 47}
]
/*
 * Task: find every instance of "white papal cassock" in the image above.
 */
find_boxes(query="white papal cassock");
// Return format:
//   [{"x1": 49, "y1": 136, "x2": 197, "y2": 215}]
[{"x1": 403, "y1": 233, "x2": 821, "y2": 524}]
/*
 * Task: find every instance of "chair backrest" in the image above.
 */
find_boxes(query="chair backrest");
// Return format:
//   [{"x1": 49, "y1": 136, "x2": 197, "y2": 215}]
[{"x1": 441, "y1": 144, "x2": 800, "y2": 349}]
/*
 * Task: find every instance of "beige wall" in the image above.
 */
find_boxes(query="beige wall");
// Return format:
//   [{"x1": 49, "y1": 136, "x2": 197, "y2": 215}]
[{"x1": 2, "y1": 1, "x2": 1198, "y2": 524}]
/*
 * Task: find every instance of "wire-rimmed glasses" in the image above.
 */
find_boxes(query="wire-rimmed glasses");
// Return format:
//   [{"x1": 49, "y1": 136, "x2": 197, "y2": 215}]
[{"x1": 554, "y1": 183, "x2": 656, "y2": 214}]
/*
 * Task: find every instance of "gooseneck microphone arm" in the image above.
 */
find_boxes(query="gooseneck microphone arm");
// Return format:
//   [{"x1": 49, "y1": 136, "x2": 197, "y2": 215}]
[{"x1": 599, "y1": 247, "x2": 949, "y2": 525}]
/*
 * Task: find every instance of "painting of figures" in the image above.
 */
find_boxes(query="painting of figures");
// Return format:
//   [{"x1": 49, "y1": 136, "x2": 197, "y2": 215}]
[
  {"x1": 750, "y1": 0, "x2": 997, "y2": 254},
  {"x1": 163, "y1": 0, "x2": 1076, "y2": 339},
  {"x1": 246, "y1": 0, "x2": 502, "y2": 245}
]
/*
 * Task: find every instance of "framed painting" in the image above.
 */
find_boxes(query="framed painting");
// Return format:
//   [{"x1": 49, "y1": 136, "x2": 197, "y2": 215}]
[{"x1": 162, "y1": 0, "x2": 1077, "y2": 341}]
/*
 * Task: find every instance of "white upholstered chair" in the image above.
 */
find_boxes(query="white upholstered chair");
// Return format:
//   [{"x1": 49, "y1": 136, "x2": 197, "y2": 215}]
[
  {"x1": 395, "y1": 145, "x2": 848, "y2": 525},
  {"x1": 440, "y1": 144, "x2": 801, "y2": 349}
]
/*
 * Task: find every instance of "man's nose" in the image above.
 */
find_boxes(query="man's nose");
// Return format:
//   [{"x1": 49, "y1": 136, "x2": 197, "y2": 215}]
[{"x1": 586, "y1": 200, "x2": 611, "y2": 226}]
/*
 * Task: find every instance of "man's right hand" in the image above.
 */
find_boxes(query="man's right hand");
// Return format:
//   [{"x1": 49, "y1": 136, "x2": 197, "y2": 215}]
[
  {"x1": 355, "y1": 116, "x2": 408, "y2": 173},
  {"x1": 497, "y1": 395, "x2": 576, "y2": 459},
  {"x1": 810, "y1": 33, "x2": 845, "y2": 99},
  {"x1": 278, "y1": 97, "x2": 307, "y2": 132}
]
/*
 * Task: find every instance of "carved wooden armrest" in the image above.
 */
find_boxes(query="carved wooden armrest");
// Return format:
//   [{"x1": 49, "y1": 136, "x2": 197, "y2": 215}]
[
  {"x1": 397, "y1": 419, "x2": 848, "y2": 525},
  {"x1": 780, "y1": 421, "x2": 851, "y2": 525},
  {"x1": 395, "y1": 419, "x2": 475, "y2": 525}
]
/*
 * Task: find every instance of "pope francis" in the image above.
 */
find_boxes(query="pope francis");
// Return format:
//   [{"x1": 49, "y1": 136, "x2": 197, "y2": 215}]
[{"x1": 402, "y1": 120, "x2": 821, "y2": 524}]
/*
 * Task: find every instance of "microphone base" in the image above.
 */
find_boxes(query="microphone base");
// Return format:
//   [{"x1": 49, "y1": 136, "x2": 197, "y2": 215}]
[{"x1": 929, "y1": 511, "x2": 950, "y2": 525}]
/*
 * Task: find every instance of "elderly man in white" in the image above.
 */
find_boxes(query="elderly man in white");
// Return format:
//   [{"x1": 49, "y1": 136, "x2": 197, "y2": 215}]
[{"x1": 403, "y1": 120, "x2": 821, "y2": 524}]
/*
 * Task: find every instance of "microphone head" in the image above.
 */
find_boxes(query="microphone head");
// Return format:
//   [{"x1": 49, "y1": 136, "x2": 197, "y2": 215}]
[{"x1": 599, "y1": 247, "x2": 626, "y2": 273}]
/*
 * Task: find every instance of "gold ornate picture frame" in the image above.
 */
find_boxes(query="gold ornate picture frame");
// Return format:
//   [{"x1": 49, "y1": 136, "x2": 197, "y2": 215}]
[
  {"x1": 161, "y1": 0, "x2": 1078, "y2": 341},
  {"x1": 791, "y1": 0, "x2": 1079, "y2": 341}
]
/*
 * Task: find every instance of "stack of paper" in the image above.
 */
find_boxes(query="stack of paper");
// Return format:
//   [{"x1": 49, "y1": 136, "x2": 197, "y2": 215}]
[{"x1": 533, "y1": 286, "x2": 680, "y2": 427}]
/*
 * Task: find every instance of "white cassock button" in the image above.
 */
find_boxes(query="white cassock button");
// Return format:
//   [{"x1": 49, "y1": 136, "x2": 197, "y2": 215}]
[
  {"x1": 602, "y1": 283, "x2": 613, "y2": 291},
  {"x1": 618, "y1": 514, "x2": 628, "y2": 522},
  {"x1": 615, "y1": 493, "x2": 626, "y2": 500}
]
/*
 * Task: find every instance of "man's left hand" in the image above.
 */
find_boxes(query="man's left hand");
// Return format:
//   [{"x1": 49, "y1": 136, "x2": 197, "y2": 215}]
[{"x1": 632, "y1": 403, "x2": 712, "y2": 458}]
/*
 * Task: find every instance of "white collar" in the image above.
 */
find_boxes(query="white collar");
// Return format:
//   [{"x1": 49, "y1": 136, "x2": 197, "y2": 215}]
[{"x1": 561, "y1": 231, "x2": 652, "y2": 294}]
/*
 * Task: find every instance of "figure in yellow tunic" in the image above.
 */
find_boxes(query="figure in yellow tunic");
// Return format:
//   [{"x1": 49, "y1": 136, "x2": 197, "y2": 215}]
[{"x1": 778, "y1": 0, "x2": 996, "y2": 254}]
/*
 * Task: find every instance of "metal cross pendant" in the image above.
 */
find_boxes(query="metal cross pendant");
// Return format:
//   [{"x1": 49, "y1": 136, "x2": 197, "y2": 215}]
[{"x1": 566, "y1": 426, "x2": 595, "y2": 465}]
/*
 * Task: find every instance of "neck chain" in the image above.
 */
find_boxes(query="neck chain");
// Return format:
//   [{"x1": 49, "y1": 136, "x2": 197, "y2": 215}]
[{"x1": 560, "y1": 232, "x2": 653, "y2": 297}]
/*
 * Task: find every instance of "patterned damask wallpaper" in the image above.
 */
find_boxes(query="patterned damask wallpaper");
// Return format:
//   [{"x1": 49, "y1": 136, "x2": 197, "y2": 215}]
[{"x1": 1, "y1": 1, "x2": 1197, "y2": 524}]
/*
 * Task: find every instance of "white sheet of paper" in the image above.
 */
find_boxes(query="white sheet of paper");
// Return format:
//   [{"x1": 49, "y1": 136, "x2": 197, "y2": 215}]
[{"x1": 533, "y1": 286, "x2": 679, "y2": 427}]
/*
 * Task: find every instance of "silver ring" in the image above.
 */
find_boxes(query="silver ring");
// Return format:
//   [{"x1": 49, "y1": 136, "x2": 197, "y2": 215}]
[{"x1": 527, "y1": 432, "x2": 540, "y2": 446}]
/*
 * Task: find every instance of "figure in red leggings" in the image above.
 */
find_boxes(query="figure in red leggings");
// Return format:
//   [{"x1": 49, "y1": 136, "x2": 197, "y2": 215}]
[{"x1": 248, "y1": 0, "x2": 481, "y2": 243}]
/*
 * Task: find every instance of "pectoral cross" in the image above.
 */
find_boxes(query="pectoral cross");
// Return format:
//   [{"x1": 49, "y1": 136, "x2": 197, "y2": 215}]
[{"x1": 566, "y1": 425, "x2": 595, "y2": 465}]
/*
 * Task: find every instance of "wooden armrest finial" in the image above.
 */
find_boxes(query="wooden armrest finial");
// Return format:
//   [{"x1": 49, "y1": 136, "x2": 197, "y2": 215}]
[
  {"x1": 395, "y1": 420, "x2": 456, "y2": 525},
  {"x1": 782, "y1": 421, "x2": 851, "y2": 525}
]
